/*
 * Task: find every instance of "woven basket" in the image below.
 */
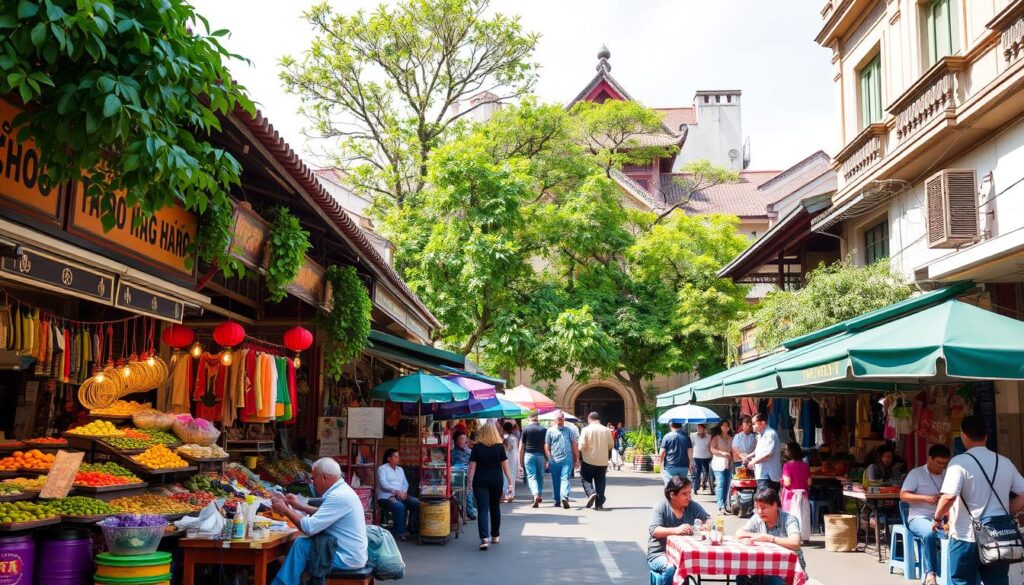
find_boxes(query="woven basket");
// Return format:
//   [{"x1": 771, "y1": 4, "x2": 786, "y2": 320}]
[{"x1": 824, "y1": 514, "x2": 858, "y2": 552}]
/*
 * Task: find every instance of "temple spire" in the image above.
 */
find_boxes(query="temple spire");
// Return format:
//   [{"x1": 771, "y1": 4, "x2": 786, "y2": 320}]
[{"x1": 596, "y1": 44, "x2": 611, "y2": 73}]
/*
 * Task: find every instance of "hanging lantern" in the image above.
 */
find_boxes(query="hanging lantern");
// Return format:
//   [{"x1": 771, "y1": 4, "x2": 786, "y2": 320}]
[
  {"x1": 213, "y1": 322, "x2": 246, "y2": 348},
  {"x1": 283, "y1": 326, "x2": 313, "y2": 368},
  {"x1": 160, "y1": 324, "x2": 195, "y2": 350},
  {"x1": 190, "y1": 342, "x2": 203, "y2": 358}
]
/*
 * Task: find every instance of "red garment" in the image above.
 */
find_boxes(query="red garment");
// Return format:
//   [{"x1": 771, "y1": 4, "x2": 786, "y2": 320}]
[
  {"x1": 193, "y1": 354, "x2": 226, "y2": 421},
  {"x1": 241, "y1": 348, "x2": 258, "y2": 422},
  {"x1": 285, "y1": 359, "x2": 298, "y2": 425}
]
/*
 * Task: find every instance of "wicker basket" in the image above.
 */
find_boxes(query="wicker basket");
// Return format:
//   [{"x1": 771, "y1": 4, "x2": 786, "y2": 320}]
[{"x1": 824, "y1": 514, "x2": 858, "y2": 552}]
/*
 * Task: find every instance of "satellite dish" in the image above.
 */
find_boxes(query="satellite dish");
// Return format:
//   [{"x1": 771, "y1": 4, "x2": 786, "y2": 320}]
[{"x1": 728, "y1": 149, "x2": 740, "y2": 160}]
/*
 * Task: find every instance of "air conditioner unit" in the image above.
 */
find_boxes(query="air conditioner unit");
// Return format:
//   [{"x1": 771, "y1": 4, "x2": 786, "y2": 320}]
[{"x1": 925, "y1": 169, "x2": 978, "y2": 248}]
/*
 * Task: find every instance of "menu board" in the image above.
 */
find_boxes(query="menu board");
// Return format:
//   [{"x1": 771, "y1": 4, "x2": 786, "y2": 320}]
[
  {"x1": 39, "y1": 450, "x2": 84, "y2": 499},
  {"x1": 347, "y1": 407, "x2": 384, "y2": 439}
]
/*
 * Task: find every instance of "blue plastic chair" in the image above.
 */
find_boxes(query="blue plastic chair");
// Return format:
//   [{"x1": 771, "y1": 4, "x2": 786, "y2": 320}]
[{"x1": 889, "y1": 501, "x2": 920, "y2": 580}]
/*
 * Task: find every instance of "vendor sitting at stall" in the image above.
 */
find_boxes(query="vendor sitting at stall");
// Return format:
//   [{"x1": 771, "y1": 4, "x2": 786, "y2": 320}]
[
  {"x1": 734, "y1": 488, "x2": 805, "y2": 585},
  {"x1": 270, "y1": 458, "x2": 369, "y2": 585},
  {"x1": 865, "y1": 445, "x2": 902, "y2": 483},
  {"x1": 376, "y1": 448, "x2": 421, "y2": 540},
  {"x1": 647, "y1": 476, "x2": 710, "y2": 585},
  {"x1": 453, "y1": 432, "x2": 477, "y2": 519}
]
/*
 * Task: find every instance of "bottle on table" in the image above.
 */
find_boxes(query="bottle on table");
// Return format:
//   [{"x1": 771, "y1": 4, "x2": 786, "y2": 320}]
[{"x1": 232, "y1": 509, "x2": 245, "y2": 540}]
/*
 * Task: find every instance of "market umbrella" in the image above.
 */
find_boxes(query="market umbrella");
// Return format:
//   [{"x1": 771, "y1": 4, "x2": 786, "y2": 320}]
[
  {"x1": 657, "y1": 404, "x2": 721, "y2": 425},
  {"x1": 538, "y1": 409, "x2": 579, "y2": 422},
  {"x1": 443, "y1": 376, "x2": 497, "y2": 399},
  {"x1": 502, "y1": 385, "x2": 557, "y2": 414},
  {"x1": 370, "y1": 371, "x2": 470, "y2": 404},
  {"x1": 435, "y1": 396, "x2": 532, "y2": 420},
  {"x1": 398, "y1": 375, "x2": 499, "y2": 416}
]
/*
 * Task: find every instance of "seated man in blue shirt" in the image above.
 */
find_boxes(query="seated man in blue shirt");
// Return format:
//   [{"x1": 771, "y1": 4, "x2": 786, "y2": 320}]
[{"x1": 271, "y1": 458, "x2": 369, "y2": 585}]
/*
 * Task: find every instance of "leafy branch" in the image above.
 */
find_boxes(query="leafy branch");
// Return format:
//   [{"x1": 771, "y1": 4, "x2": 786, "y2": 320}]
[
  {"x1": 265, "y1": 207, "x2": 312, "y2": 303},
  {"x1": 320, "y1": 265, "x2": 372, "y2": 381}
]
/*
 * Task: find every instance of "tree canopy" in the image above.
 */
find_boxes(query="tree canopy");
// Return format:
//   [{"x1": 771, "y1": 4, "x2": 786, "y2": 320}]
[
  {"x1": 0, "y1": 0, "x2": 253, "y2": 274},
  {"x1": 750, "y1": 258, "x2": 912, "y2": 351},
  {"x1": 280, "y1": 0, "x2": 539, "y2": 206}
]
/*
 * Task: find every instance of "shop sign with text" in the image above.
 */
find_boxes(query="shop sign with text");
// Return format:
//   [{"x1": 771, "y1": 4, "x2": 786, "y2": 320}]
[
  {"x1": 284, "y1": 257, "x2": 326, "y2": 308},
  {"x1": 0, "y1": 99, "x2": 62, "y2": 223},
  {"x1": 228, "y1": 203, "x2": 269, "y2": 270}
]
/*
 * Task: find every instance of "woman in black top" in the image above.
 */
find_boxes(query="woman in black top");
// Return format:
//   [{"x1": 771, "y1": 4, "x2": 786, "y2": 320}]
[{"x1": 469, "y1": 422, "x2": 513, "y2": 550}]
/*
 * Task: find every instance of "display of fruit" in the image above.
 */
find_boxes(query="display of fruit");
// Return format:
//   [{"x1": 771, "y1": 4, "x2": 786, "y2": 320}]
[
  {"x1": 24, "y1": 437, "x2": 67, "y2": 445},
  {"x1": 733, "y1": 466, "x2": 752, "y2": 480},
  {"x1": 176, "y1": 444, "x2": 228, "y2": 459},
  {"x1": 0, "y1": 440, "x2": 24, "y2": 450},
  {"x1": 74, "y1": 471, "x2": 142, "y2": 487},
  {"x1": 0, "y1": 456, "x2": 18, "y2": 471},
  {"x1": 65, "y1": 420, "x2": 123, "y2": 437},
  {"x1": 2, "y1": 476, "x2": 46, "y2": 491},
  {"x1": 169, "y1": 491, "x2": 216, "y2": 510},
  {"x1": 0, "y1": 483, "x2": 23, "y2": 495},
  {"x1": 134, "y1": 429, "x2": 178, "y2": 446},
  {"x1": 0, "y1": 500, "x2": 59, "y2": 523},
  {"x1": 101, "y1": 437, "x2": 157, "y2": 451},
  {"x1": 50, "y1": 496, "x2": 121, "y2": 517},
  {"x1": 13, "y1": 450, "x2": 55, "y2": 471},
  {"x1": 132, "y1": 445, "x2": 188, "y2": 470},
  {"x1": 89, "y1": 400, "x2": 152, "y2": 416},
  {"x1": 109, "y1": 493, "x2": 195, "y2": 515},
  {"x1": 183, "y1": 474, "x2": 231, "y2": 497},
  {"x1": 80, "y1": 462, "x2": 139, "y2": 479}
]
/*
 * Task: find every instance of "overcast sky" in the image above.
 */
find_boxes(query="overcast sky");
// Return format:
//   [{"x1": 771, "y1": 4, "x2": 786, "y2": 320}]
[{"x1": 190, "y1": 0, "x2": 837, "y2": 171}]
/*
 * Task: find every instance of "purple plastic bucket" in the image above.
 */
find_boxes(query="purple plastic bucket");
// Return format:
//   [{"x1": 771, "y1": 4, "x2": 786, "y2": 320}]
[
  {"x1": 34, "y1": 527, "x2": 93, "y2": 585},
  {"x1": 0, "y1": 533, "x2": 34, "y2": 585}
]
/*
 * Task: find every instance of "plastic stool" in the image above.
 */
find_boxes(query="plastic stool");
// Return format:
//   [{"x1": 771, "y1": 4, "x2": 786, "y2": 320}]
[
  {"x1": 938, "y1": 538, "x2": 952, "y2": 585},
  {"x1": 809, "y1": 500, "x2": 833, "y2": 534},
  {"x1": 888, "y1": 524, "x2": 920, "y2": 580}
]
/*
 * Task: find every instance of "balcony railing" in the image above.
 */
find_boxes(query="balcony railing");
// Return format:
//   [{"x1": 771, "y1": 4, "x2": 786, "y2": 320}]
[
  {"x1": 990, "y1": 0, "x2": 1024, "y2": 63},
  {"x1": 888, "y1": 57, "x2": 965, "y2": 143},
  {"x1": 836, "y1": 123, "x2": 887, "y2": 183}
]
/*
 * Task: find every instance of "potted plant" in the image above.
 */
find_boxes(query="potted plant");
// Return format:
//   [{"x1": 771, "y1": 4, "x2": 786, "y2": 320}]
[{"x1": 625, "y1": 428, "x2": 656, "y2": 472}]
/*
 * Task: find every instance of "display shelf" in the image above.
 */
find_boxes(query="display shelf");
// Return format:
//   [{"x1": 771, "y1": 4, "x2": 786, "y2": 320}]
[
  {"x1": 348, "y1": 441, "x2": 378, "y2": 523},
  {"x1": 72, "y1": 482, "x2": 148, "y2": 494},
  {"x1": 0, "y1": 491, "x2": 37, "y2": 502},
  {"x1": 0, "y1": 517, "x2": 60, "y2": 531},
  {"x1": 419, "y1": 431, "x2": 451, "y2": 500},
  {"x1": 224, "y1": 439, "x2": 275, "y2": 454}
]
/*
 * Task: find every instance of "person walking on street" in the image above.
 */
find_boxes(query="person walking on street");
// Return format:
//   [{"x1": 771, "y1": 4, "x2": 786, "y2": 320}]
[
  {"x1": 608, "y1": 423, "x2": 623, "y2": 470},
  {"x1": 732, "y1": 416, "x2": 757, "y2": 472},
  {"x1": 519, "y1": 415, "x2": 547, "y2": 508},
  {"x1": 501, "y1": 421, "x2": 519, "y2": 502},
  {"x1": 690, "y1": 424, "x2": 713, "y2": 495},
  {"x1": 545, "y1": 412, "x2": 579, "y2": 509},
  {"x1": 579, "y1": 412, "x2": 613, "y2": 510},
  {"x1": 933, "y1": 416, "x2": 1024, "y2": 585},
  {"x1": 468, "y1": 423, "x2": 514, "y2": 551},
  {"x1": 452, "y1": 432, "x2": 477, "y2": 520},
  {"x1": 659, "y1": 421, "x2": 693, "y2": 486},
  {"x1": 710, "y1": 419, "x2": 733, "y2": 514},
  {"x1": 900, "y1": 444, "x2": 951, "y2": 585},
  {"x1": 744, "y1": 413, "x2": 782, "y2": 493}
]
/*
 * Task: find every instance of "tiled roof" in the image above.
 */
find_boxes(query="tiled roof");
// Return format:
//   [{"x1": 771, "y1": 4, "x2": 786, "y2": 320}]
[
  {"x1": 610, "y1": 170, "x2": 663, "y2": 210},
  {"x1": 569, "y1": 70, "x2": 636, "y2": 106},
  {"x1": 756, "y1": 151, "x2": 831, "y2": 198},
  {"x1": 660, "y1": 172, "x2": 782, "y2": 218},
  {"x1": 654, "y1": 107, "x2": 697, "y2": 131}
]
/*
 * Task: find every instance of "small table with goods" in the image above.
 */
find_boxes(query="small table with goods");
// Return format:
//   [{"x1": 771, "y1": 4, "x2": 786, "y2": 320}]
[
  {"x1": 179, "y1": 528, "x2": 299, "y2": 585},
  {"x1": 418, "y1": 430, "x2": 454, "y2": 545},
  {"x1": 842, "y1": 488, "x2": 901, "y2": 561},
  {"x1": 665, "y1": 534, "x2": 808, "y2": 585}
]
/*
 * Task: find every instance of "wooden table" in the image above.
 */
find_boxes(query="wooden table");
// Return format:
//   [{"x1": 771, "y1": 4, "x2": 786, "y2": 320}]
[
  {"x1": 842, "y1": 490, "x2": 900, "y2": 562},
  {"x1": 179, "y1": 530, "x2": 299, "y2": 585}
]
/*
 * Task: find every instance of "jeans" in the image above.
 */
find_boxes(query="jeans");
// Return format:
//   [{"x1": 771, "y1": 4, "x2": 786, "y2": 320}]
[
  {"x1": 580, "y1": 461, "x2": 607, "y2": 507},
  {"x1": 692, "y1": 458, "x2": 712, "y2": 491},
  {"x1": 949, "y1": 537, "x2": 1010, "y2": 585},
  {"x1": 377, "y1": 496, "x2": 420, "y2": 536},
  {"x1": 757, "y1": 478, "x2": 780, "y2": 494},
  {"x1": 714, "y1": 469, "x2": 731, "y2": 510},
  {"x1": 473, "y1": 474, "x2": 503, "y2": 540},
  {"x1": 663, "y1": 465, "x2": 689, "y2": 486},
  {"x1": 908, "y1": 517, "x2": 945, "y2": 576},
  {"x1": 524, "y1": 452, "x2": 546, "y2": 498},
  {"x1": 271, "y1": 535, "x2": 353, "y2": 585},
  {"x1": 648, "y1": 553, "x2": 675, "y2": 585},
  {"x1": 549, "y1": 458, "x2": 572, "y2": 502}
]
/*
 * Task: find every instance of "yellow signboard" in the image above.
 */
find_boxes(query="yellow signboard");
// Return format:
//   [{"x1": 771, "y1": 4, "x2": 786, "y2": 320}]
[
  {"x1": 0, "y1": 99, "x2": 61, "y2": 221},
  {"x1": 69, "y1": 182, "x2": 197, "y2": 277}
]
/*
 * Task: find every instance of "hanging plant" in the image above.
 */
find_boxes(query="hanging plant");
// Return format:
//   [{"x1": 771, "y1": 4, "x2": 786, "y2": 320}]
[
  {"x1": 321, "y1": 265, "x2": 372, "y2": 381},
  {"x1": 266, "y1": 207, "x2": 312, "y2": 302},
  {"x1": 194, "y1": 201, "x2": 244, "y2": 277}
]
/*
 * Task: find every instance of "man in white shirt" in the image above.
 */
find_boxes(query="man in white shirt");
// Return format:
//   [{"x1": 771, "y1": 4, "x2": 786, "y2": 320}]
[
  {"x1": 744, "y1": 414, "x2": 782, "y2": 493},
  {"x1": 934, "y1": 416, "x2": 1024, "y2": 585},
  {"x1": 376, "y1": 448, "x2": 420, "y2": 540},
  {"x1": 900, "y1": 444, "x2": 951, "y2": 585},
  {"x1": 271, "y1": 458, "x2": 368, "y2": 584},
  {"x1": 689, "y1": 424, "x2": 713, "y2": 495},
  {"x1": 732, "y1": 416, "x2": 757, "y2": 471}
]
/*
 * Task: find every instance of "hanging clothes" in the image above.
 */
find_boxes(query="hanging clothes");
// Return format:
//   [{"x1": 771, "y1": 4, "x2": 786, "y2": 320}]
[
  {"x1": 242, "y1": 349, "x2": 259, "y2": 422},
  {"x1": 740, "y1": 398, "x2": 759, "y2": 418},
  {"x1": 285, "y1": 359, "x2": 298, "y2": 425},
  {"x1": 165, "y1": 353, "x2": 192, "y2": 414},
  {"x1": 855, "y1": 394, "x2": 872, "y2": 441},
  {"x1": 193, "y1": 353, "x2": 226, "y2": 421},
  {"x1": 274, "y1": 356, "x2": 288, "y2": 421},
  {"x1": 221, "y1": 354, "x2": 244, "y2": 427},
  {"x1": 800, "y1": 399, "x2": 821, "y2": 450}
]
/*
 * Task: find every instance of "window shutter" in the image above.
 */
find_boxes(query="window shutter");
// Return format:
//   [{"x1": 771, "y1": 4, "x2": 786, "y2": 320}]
[{"x1": 925, "y1": 169, "x2": 978, "y2": 248}]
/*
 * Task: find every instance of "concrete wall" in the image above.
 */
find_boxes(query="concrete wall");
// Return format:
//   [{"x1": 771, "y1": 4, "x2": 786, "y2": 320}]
[{"x1": 676, "y1": 91, "x2": 744, "y2": 171}]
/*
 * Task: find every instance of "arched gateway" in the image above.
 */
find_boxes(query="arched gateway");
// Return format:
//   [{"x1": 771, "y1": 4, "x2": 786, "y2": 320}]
[{"x1": 572, "y1": 386, "x2": 626, "y2": 427}]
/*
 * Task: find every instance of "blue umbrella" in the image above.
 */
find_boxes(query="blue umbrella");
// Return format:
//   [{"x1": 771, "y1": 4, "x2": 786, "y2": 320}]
[
  {"x1": 434, "y1": 396, "x2": 532, "y2": 420},
  {"x1": 657, "y1": 404, "x2": 721, "y2": 425},
  {"x1": 370, "y1": 371, "x2": 470, "y2": 404}
]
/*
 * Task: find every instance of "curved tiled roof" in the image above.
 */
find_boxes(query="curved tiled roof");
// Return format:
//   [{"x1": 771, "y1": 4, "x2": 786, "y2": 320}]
[
  {"x1": 234, "y1": 106, "x2": 440, "y2": 328},
  {"x1": 653, "y1": 107, "x2": 697, "y2": 131},
  {"x1": 659, "y1": 172, "x2": 782, "y2": 218}
]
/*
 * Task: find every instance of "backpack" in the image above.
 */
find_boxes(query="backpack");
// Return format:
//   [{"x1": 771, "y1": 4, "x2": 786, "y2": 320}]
[{"x1": 965, "y1": 453, "x2": 1024, "y2": 567}]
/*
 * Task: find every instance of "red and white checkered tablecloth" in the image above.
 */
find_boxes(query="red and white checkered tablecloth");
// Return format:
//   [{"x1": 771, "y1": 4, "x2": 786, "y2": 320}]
[{"x1": 666, "y1": 535, "x2": 808, "y2": 585}]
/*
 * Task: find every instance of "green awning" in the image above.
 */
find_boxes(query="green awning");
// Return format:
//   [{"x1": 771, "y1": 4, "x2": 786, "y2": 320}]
[{"x1": 364, "y1": 330, "x2": 506, "y2": 388}]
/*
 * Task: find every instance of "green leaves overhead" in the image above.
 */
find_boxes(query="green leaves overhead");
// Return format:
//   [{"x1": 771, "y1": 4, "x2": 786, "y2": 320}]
[
  {"x1": 321, "y1": 265, "x2": 373, "y2": 382},
  {"x1": 266, "y1": 207, "x2": 312, "y2": 303},
  {"x1": 0, "y1": 0, "x2": 254, "y2": 274}
]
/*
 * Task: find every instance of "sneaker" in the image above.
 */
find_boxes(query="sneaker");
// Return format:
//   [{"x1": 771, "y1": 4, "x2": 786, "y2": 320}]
[
  {"x1": 532, "y1": 496, "x2": 541, "y2": 508},
  {"x1": 586, "y1": 494, "x2": 597, "y2": 509},
  {"x1": 561, "y1": 498, "x2": 570, "y2": 509}
]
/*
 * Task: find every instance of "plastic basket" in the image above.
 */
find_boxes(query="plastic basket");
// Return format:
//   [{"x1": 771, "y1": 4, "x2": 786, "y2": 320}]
[
  {"x1": 170, "y1": 421, "x2": 220, "y2": 446},
  {"x1": 98, "y1": 522, "x2": 168, "y2": 555}
]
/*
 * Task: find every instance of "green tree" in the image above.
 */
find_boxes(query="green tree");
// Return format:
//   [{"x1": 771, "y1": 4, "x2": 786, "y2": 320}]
[
  {"x1": 571, "y1": 99, "x2": 679, "y2": 176},
  {"x1": 751, "y1": 258, "x2": 912, "y2": 351},
  {"x1": 0, "y1": 0, "x2": 253, "y2": 273},
  {"x1": 280, "y1": 0, "x2": 539, "y2": 206},
  {"x1": 656, "y1": 160, "x2": 741, "y2": 222}
]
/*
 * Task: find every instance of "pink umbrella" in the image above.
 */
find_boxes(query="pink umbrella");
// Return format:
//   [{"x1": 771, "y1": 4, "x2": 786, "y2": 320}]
[
  {"x1": 443, "y1": 375, "x2": 497, "y2": 400},
  {"x1": 503, "y1": 385, "x2": 557, "y2": 414}
]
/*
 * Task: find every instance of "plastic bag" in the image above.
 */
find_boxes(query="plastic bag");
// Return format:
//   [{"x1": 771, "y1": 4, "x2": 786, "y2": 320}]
[
  {"x1": 366, "y1": 525, "x2": 405, "y2": 580},
  {"x1": 175, "y1": 499, "x2": 226, "y2": 536}
]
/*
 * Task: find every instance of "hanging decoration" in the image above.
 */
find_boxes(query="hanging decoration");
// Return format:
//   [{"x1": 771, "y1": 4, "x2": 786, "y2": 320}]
[
  {"x1": 320, "y1": 265, "x2": 372, "y2": 382},
  {"x1": 213, "y1": 321, "x2": 246, "y2": 366},
  {"x1": 161, "y1": 324, "x2": 195, "y2": 350},
  {"x1": 282, "y1": 326, "x2": 313, "y2": 368}
]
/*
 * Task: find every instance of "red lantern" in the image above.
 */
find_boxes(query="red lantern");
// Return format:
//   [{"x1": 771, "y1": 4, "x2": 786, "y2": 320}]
[
  {"x1": 213, "y1": 321, "x2": 246, "y2": 348},
  {"x1": 282, "y1": 327, "x2": 314, "y2": 352},
  {"x1": 160, "y1": 324, "x2": 195, "y2": 349}
]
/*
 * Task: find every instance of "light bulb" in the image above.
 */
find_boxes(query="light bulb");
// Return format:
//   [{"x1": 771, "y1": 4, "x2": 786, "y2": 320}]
[
  {"x1": 191, "y1": 343, "x2": 202, "y2": 358},
  {"x1": 121, "y1": 366, "x2": 131, "y2": 378},
  {"x1": 293, "y1": 356, "x2": 302, "y2": 368},
  {"x1": 96, "y1": 373, "x2": 105, "y2": 383},
  {"x1": 220, "y1": 350, "x2": 232, "y2": 366},
  {"x1": 146, "y1": 356, "x2": 155, "y2": 366}
]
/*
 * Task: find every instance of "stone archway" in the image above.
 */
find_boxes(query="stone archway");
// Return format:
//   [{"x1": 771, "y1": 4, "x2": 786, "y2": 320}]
[{"x1": 563, "y1": 380, "x2": 639, "y2": 427}]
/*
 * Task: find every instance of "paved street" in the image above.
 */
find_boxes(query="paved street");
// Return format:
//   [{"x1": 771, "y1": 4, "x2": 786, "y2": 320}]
[{"x1": 398, "y1": 469, "x2": 910, "y2": 585}]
